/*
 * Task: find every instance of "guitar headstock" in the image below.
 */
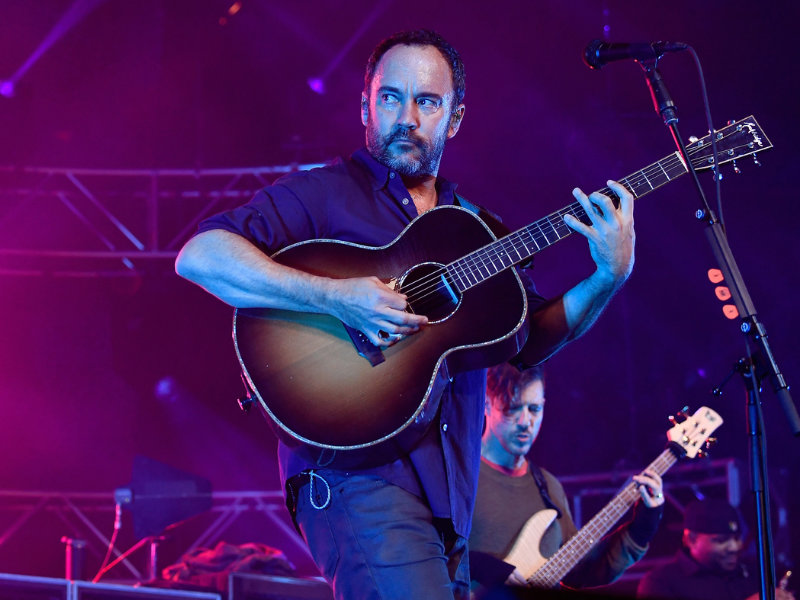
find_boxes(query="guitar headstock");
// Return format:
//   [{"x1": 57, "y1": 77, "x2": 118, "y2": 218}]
[
  {"x1": 688, "y1": 116, "x2": 772, "y2": 173},
  {"x1": 666, "y1": 406, "x2": 724, "y2": 458}
]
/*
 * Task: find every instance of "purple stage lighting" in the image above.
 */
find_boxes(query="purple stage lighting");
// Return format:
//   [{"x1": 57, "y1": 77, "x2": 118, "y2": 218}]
[
  {"x1": 154, "y1": 376, "x2": 179, "y2": 403},
  {"x1": 307, "y1": 77, "x2": 325, "y2": 95},
  {"x1": 0, "y1": 81, "x2": 14, "y2": 98}
]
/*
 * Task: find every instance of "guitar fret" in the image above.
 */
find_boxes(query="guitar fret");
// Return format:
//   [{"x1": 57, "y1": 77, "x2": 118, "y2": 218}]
[
  {"x1": 503, "y1": 236, "x2": 527, "y2": 264},
  {"x1": 618, "y1": 179, "x2": 639, "y2": 199},
  {"x1": 446, "y1": 264, "x2": 467, "y2": 292},
  {"x1": 536, "y1": 218, "x2": 561, "y2": 245},
  {"x1": 473, "y1": 252, "x2": 490, "y2": 279},
  {"x1": 640, "y1": 169, "x2": 654, "y2": 191},
  {"x1": 657, "y1": 160, "x2": 670, "y2": 181}
]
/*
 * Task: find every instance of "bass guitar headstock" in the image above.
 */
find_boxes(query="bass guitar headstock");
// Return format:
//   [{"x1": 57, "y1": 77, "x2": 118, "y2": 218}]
[{"x1": 666, "y1": 405, "x2": 724, "y2": 458}]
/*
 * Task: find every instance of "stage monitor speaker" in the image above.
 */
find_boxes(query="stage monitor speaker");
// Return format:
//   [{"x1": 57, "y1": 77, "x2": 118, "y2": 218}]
[
  {"x1": 229, "y1": 573, "x2": 333, "y2": 600},
  {"x1": 0, "y1": 573, "x2": 70, "y2": 600}
]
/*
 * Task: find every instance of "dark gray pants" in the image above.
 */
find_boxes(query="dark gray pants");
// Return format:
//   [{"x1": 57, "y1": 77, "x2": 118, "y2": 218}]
[{"x1": 290, "y1": 470, "x2": 470, "y2": 600}]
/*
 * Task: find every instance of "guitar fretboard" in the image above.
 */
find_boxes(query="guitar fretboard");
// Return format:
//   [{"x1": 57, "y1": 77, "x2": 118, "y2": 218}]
[
  {"x1": 528, "y1": 448, "x2": 679, "y2": 588},
  {"x1": 446, "y1": 151, "x2": 689, "y2": 292}
]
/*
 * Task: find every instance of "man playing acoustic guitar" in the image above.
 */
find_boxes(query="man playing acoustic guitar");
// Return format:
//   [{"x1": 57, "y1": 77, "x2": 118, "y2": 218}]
[
  {"x1": 470, "y1": 363, "x2": 664, "y2": 594},
  {"x1": 176, "y1": 29, "x2": 635, "y2": 600}
]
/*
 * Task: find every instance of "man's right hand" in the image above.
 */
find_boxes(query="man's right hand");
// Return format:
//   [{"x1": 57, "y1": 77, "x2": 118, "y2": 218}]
[
  {"x1": 505, "y1": 567, "x2": 530, "y2": 587},
  {"x1": 326, "y1": 276, "x2": 428, "y2": 347}
]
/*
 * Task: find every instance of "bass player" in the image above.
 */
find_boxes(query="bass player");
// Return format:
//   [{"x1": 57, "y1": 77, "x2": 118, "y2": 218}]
[{"x1": 469, "y1": 363, "x2": 664, "y2": 592}]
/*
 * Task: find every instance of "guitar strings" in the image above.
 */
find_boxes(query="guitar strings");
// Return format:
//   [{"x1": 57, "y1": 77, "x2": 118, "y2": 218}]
[
  {"x1": 400, "y1": 141, "x2": 717, "y2": 308},
  {"x1": 397, "y1": 131, "x2": 755, "y2": 310},
  {"x1": 400, "y1": 136, "x2": 745, "y2": 308}
]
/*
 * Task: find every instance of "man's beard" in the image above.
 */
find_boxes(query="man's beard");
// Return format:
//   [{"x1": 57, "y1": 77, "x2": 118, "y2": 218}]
[{"x1": 367, "y1": 118, "x2": 447, "y2": 177}]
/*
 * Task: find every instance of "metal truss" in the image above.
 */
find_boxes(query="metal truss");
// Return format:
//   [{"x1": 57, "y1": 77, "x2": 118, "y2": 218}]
[
  {"x1": 0, "y1": 489, "x2": 309, "y2": 581},
  {"x1": 0, "y1": 163, "x2": 325, "y2": 277}
]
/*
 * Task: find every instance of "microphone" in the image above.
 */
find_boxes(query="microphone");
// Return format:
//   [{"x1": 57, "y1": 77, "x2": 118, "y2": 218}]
[{"x1": 583, "y1": 39, "x2": 688, "y2": 70}]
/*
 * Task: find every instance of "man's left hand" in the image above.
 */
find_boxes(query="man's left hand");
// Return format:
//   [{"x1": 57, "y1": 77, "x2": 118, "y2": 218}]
[{"x1": 564, "y1": 179, "x2": 635, "y2": 289}]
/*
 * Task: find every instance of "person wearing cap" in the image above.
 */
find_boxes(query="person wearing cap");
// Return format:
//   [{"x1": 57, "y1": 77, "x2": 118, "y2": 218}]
[{"x1": 636, "y1": 498, "x2": 795, "y2": 600}]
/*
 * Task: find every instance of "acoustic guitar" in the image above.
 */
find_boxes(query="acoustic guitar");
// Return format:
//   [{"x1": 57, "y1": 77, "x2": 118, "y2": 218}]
[{"x1": 234, "y1": 118, "x2": 768, "y2": 452}]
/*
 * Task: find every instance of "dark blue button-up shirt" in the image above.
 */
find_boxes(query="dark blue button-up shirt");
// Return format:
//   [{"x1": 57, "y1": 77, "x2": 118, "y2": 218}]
[{"x1": 197, "y1": 148, "x2": 543, "y2": 537}]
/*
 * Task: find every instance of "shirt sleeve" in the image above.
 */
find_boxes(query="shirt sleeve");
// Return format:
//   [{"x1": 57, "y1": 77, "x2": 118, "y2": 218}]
[
  {"x1": 195, "y1": 170, "x2": 332, "y2": 255},
  {"x1": 562, "y1": 516, "x2": 649, "y2": 589}
]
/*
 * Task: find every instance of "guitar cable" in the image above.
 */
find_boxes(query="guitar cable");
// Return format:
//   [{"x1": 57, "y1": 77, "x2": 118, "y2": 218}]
[
  {"x1": 686, "y1": 46, "x2": 724, "y2": 228},
  {"x1": 92, "y1": 502, "x2": 122, "y2": 582}
]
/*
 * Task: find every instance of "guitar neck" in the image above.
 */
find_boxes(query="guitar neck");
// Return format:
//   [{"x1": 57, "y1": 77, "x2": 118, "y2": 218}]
[
  {"x1": 528, "y1": 447, "x2": 679, "y2": 588},
  {"x1": 447, "y1": 151, "x2": 687, "y2": 291}
]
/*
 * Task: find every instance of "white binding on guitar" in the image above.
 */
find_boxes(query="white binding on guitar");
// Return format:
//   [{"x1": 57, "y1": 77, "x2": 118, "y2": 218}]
[{"x1": 504, "y1": 406, "x2": 724, "y2": 588}]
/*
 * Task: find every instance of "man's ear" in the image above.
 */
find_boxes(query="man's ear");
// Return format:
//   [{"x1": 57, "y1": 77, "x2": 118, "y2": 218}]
[
  {"x1": 484, "y1": 395, "x2": 494, "y2": 417},
  {"x1": 448, "y1": 104, "x2": 465, "y2": 138},
  {"x1": 360, "y1": 94, "x2": 369, "y2": 126}
]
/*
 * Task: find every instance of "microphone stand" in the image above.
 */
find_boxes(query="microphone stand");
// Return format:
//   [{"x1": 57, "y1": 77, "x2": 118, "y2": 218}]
[{"x1": 636, "y1": 57, "x2": 800, "y2": 600}]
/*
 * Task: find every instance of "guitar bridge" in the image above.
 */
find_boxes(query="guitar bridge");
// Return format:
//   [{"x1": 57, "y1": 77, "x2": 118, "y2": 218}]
[{"x1": 343, "y1": 324, "x2": 385, "y2": 367}]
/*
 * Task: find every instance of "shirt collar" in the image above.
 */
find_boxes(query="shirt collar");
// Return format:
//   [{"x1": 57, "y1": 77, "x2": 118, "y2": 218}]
[{"x1": 351, "y1": 147, "x2": 459, "y2": 205}]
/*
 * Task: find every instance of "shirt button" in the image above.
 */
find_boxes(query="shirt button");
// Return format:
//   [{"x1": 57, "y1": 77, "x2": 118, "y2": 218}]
[
  {"x1": 389, "y1": 172, "x2": 396, "y2": 179},
  {"x1": 442, "y1": 423, "x2": 448, "y2": 432},
  {"x1": 402, "y1": 198, "x2": 410, "y2": 205}
]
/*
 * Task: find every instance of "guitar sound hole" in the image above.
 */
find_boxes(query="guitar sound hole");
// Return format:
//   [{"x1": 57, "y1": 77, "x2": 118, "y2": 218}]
[{"x1": 398, "y1": 262, "x2": 460, "y2": 323}]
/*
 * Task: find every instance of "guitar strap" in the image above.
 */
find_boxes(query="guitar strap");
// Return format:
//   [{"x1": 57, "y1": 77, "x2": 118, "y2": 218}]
[
  {"x1": 454, "y1": 193, "x2": 509, "y2": 237},
  {"x1": 529, "y1": 462, "x2": 563, "y2": 520}
]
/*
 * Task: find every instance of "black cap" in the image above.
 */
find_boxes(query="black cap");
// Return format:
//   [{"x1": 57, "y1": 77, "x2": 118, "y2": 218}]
[{"x1": 683, "y1": 499, "x2": 742, "y2": 535}]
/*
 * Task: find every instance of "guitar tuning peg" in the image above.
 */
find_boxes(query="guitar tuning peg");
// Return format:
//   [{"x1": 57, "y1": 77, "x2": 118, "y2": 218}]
[
  {"x1": 688, "y1": 135, "x2": 699, "y2": 143},
  {"x1": 732, "y1": 159, "x2": 741, "y2": 175},
  {"x1": 696, "y1": 449, "x2": 706, "y2": 459},
  {"x1": 753, "y1": 154, "x2": 762, "y2": 167},
  {"x1": 676, "y1": 407, "x2": 689, "y2": 420},
  {"x1": 668, "y1": 415, "x2": 678, "y2": 426},
  {"x1": 705, "y1": 437, "x2": 718, "y2": 449}
]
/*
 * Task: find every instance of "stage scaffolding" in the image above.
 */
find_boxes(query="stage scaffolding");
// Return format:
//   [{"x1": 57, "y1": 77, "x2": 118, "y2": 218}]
[
  {"x1": 0, "y1": 489, "x2": 308, "y2": 582},
  {"x1": 0, "y1": 163, "x2": 326, "y2": 277},
  {"x1": 1, "y1": 458, "x2": 790, "y2": 585}
]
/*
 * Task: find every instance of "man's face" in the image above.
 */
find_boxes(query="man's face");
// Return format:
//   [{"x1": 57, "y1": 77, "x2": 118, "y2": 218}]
[
  {"x1": 362, "y1": 44, "x2": 463, "y2": 177},
  {"x1": 484, "y1": 379, "x2": 545, "y2": 459},
  {"x1": 686, "y1": 531, "x2": 743, "y2": 572}
]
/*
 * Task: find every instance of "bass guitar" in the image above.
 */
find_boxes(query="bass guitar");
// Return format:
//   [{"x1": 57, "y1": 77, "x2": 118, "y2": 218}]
[
  {"x1": 234, "y1": 118, "x2": 768, "y2": 451},
  {"x1": 504, "y1": 406, "x2": 724, "y2": 587}
]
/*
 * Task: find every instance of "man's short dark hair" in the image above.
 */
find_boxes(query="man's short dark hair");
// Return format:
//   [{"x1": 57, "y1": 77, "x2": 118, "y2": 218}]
[
  {"x1": 364, "y1": 29, "x2": 466, "y2": 113},
  {"x1": 487, "y1": 363, "x2": 544, "y2": 411}
]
